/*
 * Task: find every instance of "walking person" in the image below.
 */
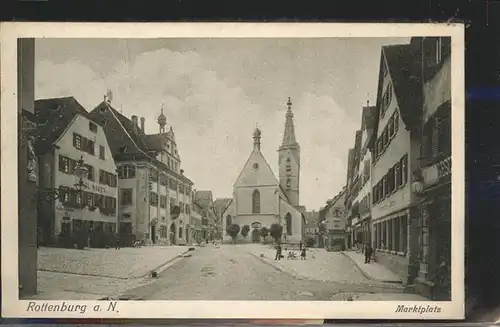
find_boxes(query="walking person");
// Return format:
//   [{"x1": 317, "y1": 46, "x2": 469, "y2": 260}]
[
  {"x1": 115, "y1": 233, "x2": 120, "y2": 250},
  {"x1": 275, "y1": 244, "x2": 282, "y2": 261},
  {"x1": 364, "y1": 243, "x2": 373, "y2": 263},
  {"x1": 299, "y1": 240, "x2": 303, "y2": 251},
  {"x1": 300, "y1": 247, "x2": 307, "y2": 260}
]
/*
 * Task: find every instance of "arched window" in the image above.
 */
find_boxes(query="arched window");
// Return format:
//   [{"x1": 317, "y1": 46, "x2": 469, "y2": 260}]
[
  {"x1": 252, "y1": 189, "x2": 261, "y2": 214},
  {"x1": 285, "y1": 213, "x2": 292, "y2": 235},
  {"x1": 179, "y1": 227, "x2": 183, "y2": 238},
  {"x1": 226, "y1": 215, "x2": 232, "y2": 227}
]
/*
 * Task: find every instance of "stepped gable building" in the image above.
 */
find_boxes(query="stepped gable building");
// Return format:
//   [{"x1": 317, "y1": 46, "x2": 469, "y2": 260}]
[
  {"x1": 223, "y1": 98, "x2": 304, "y2": 243},
  {"x1": 89, "y1": 97, "x2": 194, "y2": 245},
  {"x1": 35, "y1": 96, "x2": 118, "y2": 248}
]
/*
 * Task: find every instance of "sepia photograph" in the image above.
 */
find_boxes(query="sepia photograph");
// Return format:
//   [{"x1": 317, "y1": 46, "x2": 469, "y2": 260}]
[{"x1": 2, "y1": 23, "x2": 464, "y2": 319}]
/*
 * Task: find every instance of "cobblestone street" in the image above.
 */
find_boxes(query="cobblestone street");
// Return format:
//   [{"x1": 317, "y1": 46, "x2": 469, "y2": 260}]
[{"x1": 122, "y1": 245, "x2": 406, "y2": 301}]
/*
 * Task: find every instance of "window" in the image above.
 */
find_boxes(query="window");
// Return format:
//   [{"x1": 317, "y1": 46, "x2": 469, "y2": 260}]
[
  {"x1": 388, "y1": 116, "x2": 394, "y2": 137},
  {"x1": 180, "y1": 201, "x2": 184, "y2": 212},
  {"x1": 120, "y1": 189, "x2": 133, "y2": 206},
  {"x1": 59, "y1": 155, "x2": 70, "y2": 173},
  {"x1": 388, "y1": 166, "x2": 395, "y2": 193},
  {"x1": 252, "y1": 189, "x2": 261, "y2": 214},
  {"x1": 253, "y1": 163, "x2": 259, "y2": 170},
  {"x1": 59, "y1": 186, "x2": 70, "y2": 203},
  {"x1": 118, "y1": 165, "x2": 136, "y2": 179},
  {"x1": 285, "y1": 213, "x2": 292, "y2": 235},
  {"x1": 401, "y1": 154, "x2": 408, "y2": 185},
  {"x1": 99, "y1": 170, "x2": 117, "y2": 187},
  {"x1": 394, "y1": 111, "x2": 399, "y2": 132},
  {"x1": 160, "y1": 176, "x2": 167, "y2": 186},
  {"x1": 89, "y1": 121, "x2": 98, "y2": 133},
  {"x1": 179, "y1": 227, "x2": 183, "y2": 238},
  {"x1": 73, "y1": 133, "x2": 82, "y2": 149},
  {"x1": 286, "y1": 178, "x2": 291, "y2": 188},
  {"x1": 160, "y1": 195, "x2": 167, "y2": 208},
  {"x1": 85, "y1": 192, "x2": 94, "y2": 207},
  {"x1": 99, "y1": 145, "x2": 105, "y2": 160},
  {"x1": 395, "y1": 162, "x2": 402, "y2": 187},
  {"x1": 86, "y1": 165, "x2": 94, "y2": 181},
  {"x1": 150, "y1": 192, "x2": 158, "y2": 207}
]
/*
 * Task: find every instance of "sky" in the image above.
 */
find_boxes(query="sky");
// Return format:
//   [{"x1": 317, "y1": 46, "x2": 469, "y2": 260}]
[{"x1": 34, "y1": 37, "x2": 409, "y2": 211}]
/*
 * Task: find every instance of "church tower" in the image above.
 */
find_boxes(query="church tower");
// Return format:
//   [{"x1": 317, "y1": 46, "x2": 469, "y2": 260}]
[{"x1": 279, "y1": 97, "x2": 300, "y2": 207}]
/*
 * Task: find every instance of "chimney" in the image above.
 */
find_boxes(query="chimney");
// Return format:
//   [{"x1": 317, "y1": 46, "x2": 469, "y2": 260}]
[
  {"x1": 131, "y1": 115, "x2": 139, "y2": 134},
  {"x1": 140, "y1": 117, "x2": 145, "y2": 134}
]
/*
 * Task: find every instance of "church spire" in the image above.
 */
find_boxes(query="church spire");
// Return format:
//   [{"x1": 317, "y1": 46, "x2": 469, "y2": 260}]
[{"x1": 282, "y1": 97, "x2": 298, "y2": 146}]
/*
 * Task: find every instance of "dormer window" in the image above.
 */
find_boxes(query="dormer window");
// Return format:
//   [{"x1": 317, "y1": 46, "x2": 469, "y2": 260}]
[{"x1": 89, "y1": 121, "x2": 98, "y2": 133}]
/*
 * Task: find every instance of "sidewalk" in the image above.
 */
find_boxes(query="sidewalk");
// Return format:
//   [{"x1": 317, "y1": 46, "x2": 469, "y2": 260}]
[
  {"x1": 38, "y1": 245, "x2": 190, "y2": 278},
  {"x1": 27, "y1": 245, "x2": 191, "y2": 300},
  {"x1": 342, "y1": 251, "x2": 403, "y2": 284},
  {"x1": 246, "y1": 244, "x2": 372, "y2": 285}
]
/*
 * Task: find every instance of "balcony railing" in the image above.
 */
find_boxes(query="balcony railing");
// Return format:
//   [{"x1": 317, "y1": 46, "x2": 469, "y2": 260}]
[{"x1": 421, "y1": 155, "x2": 451, "y2": 188}]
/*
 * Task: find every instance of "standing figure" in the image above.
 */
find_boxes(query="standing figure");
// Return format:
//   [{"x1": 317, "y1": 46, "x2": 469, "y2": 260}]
[
  {"x1": 299, "y1": 240, "x2": 303, "y2": 251},
  {"x1": 301, "y1": 247, "x2": 307, "y2": 260},
  {"x1": 115, "y1": 233, "x2": 120, "y2": 250},
  {"x1": 275, "y1": 244, "x2": 282, "y2": 261},
  {"x1": 364, "y1": 244, "x2": 373, "y2": 263}
]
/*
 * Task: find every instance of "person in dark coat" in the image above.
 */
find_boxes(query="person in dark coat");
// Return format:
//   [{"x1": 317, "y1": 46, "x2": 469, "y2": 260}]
[
  {"x1": 115, "y1": 233, "x2": 120, "y2": 250},
  {"x1": 364, "y1": 244, "x2": 373, "y2": 263},
  {"x1": 301, "y1": 247, "x2": 307, "y2": 260},
  {"x1": 275, "y1": 244, "x2": 282, "y2": 261},
  {"x1": 299, "y1": 241, "x2": 303, "y2": 251}
]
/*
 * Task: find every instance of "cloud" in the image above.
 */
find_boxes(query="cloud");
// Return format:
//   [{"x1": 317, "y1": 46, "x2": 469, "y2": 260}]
[{"x1": 35, "y1": 47, "x2": 357, "y2": 210}]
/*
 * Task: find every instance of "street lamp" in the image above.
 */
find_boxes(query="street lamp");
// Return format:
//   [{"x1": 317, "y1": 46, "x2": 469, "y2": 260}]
[{"x1": 37, "y1": 155, "x2": 88, "y2": 202}]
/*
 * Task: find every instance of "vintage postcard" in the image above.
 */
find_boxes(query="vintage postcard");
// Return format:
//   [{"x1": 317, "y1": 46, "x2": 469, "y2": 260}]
[{"x1": 1, "y1": 22, "x2": 464, "y2": 319}]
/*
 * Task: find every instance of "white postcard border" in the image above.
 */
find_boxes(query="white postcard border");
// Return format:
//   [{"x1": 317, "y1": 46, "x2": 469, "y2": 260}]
[{"x1": 1, "y1": 22, "x2": 465, "y2": 319}]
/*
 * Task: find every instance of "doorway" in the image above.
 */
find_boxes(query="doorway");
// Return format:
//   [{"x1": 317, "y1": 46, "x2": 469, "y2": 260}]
[
  {"x1": 151, "y1": 225, "x2": 156, "y2": 244},
  {"x1": 170, "y1": 223, "x2": 176, "y2": 245}
]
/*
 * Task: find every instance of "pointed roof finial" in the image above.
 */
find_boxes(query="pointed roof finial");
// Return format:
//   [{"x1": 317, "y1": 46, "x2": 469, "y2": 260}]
[
  {"x1": 161, "y1": 102, "x2": 164, "y2": 114},
  {"x1": 287, "y1": 97, "x2": 292, "y2": 110}
]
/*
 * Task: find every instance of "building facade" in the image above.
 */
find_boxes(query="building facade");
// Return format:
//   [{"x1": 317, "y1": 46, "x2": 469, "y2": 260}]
[
  {"x1": 323, "y1": 187, "x2": 347, "y2": 250},
  {"x1": 89, "y1": 99, "x2": 194, "y2": 246},
  {"x1": 36, "y1": 97, "x2": 119, "y2": 247},
  {"x1": 413, "y1": 37, "x2": 452, "y2": 300},
  {"x1": 224, "y1": 99, "x2": 304, "y2": 244},
  {"x1": 349, "y1": 105, "x2": 376, "y2": 248},
  {"x1": 370, "y1": 42, "x2": 423, "y2": 284},
  {"x1": 18, "y1": 38, "x2": 38, "y2": 296},
  {"x1": 194, "y1": 190, "x2": 217, "y2": 242}
]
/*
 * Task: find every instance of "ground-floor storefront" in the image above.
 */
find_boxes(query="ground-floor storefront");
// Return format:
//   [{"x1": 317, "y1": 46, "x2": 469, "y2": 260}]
[
  {"x1": 371, "y1": 207, "x2": 420, "y2": 284},
  {"x1": 414, "y1": 182, "x2": 451, "y2": 300}
]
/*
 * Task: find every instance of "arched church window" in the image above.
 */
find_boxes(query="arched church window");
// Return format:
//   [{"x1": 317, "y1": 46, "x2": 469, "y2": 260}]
[
  {"x1": 252, "y1": 189, "x2": 261, "y2": 214},
  {"x1": 226, "y1": 215, "x2": 232, "y2": 227},
  {"x1": 285, "y1": 213, "x2": 292, "y2": 235}
]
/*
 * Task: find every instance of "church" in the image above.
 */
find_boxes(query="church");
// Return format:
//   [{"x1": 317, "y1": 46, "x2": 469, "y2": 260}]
[{"x1": 222, "y1": 98, "x2": 305, "y2": 243}]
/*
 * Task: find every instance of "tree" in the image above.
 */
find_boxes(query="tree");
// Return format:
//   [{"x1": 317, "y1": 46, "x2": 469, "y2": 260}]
[
  {"x1": 260, "y1": 227, "x2": 269, "y2": 241},
  {"x1": 269, "y1": 224, "x2": 283, "y2": 243},
  {"x1": 241, "y1": 225, "x2": 250, "y2": 239},
  {"x1": 305, "y1": 236, "x2": 315, "y2": 248},
  {"x1": 226, "y1": 224, "x2": 240, "y2": 244}
]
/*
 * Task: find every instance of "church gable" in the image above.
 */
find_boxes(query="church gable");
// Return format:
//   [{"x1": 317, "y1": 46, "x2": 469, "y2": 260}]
[{"x1": 234, "y1": 150, "x2": 279, "y2": 188}]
